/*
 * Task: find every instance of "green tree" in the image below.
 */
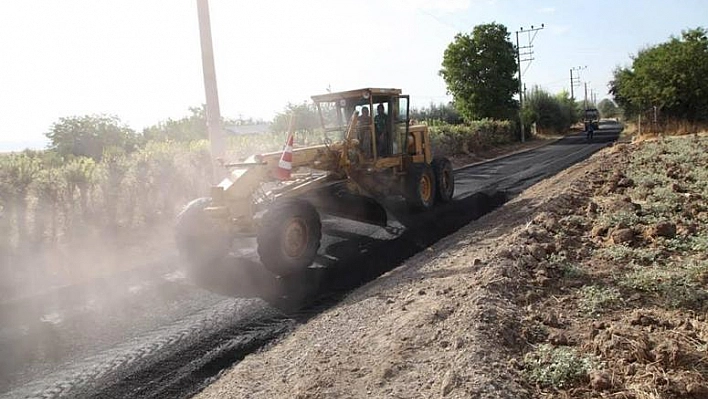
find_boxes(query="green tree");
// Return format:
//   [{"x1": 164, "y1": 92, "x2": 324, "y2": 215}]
[
  {"x1": 523, "y1": 87, "x2": 576, "y2": 134},
  {"x1": 440, "y1": 23, "x2": 519, "y2": 121},
  {"x1": 557, "y1": 91, "x2": 580, "y2": 126},
  {"x1": 410, "y1": 102, "x2": 463, "y2": 125},
  {"x1": 46, "y1": 115, "x2": 138, "y2": 161},
  {"x1": 610, "y1": 27, "x2": 708, "y2": 121},
  {"x1": 271, "y1": 102, "x2": 320, "y2": 135},
  {"x1": 270, "y1": 102, "x2": 322, "y2": 145},
  {"x1": 142, "y1": 106, "x2": 208, "y2": 142},
  {"x1": 597, "y1": 99, "x2": 620, "y2": 118},
  {"x1": 142, "y1": 105, "x2": 243, "y2": 143}
]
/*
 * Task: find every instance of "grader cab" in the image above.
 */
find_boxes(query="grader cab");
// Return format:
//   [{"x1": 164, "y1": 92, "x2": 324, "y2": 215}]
[{"x1": 176, "y1": 88, "x2": 454, "y2": 276}]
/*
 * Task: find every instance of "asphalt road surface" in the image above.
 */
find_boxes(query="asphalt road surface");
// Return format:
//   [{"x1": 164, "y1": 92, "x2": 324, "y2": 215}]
[{"x1": 0, "y1": 122, "x2": 621, "y2": 399}]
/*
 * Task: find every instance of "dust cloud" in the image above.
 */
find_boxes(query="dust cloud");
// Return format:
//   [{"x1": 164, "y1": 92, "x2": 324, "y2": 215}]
[{"x1": 0, "y1": 187, "x2": 327, "y2": 395}]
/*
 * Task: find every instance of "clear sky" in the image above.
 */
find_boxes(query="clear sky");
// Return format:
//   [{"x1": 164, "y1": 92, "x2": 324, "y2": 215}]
[{"x1": 1, "y1": 0, "x2": 706, "y2": 151}]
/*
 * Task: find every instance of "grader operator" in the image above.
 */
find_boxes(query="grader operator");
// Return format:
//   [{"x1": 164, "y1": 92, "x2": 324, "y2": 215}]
[{"x1": 176, "y1": 88, "x2": 454, "y2": 276}]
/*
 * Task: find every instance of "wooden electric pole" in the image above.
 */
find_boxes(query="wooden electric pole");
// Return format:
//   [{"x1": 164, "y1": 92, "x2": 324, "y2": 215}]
[
  {"x1": 515, "y1": 24, "x2": 545, "y2": 143},
  {"x1": 569, "y1": 66, "x2": 585, "y2": 100},
  {"x1": 196, "y1": 0, "x2": 226, "y2": 183},
  {"x1": 570, "y1": 69, "x2": 574, "y2": 99}
]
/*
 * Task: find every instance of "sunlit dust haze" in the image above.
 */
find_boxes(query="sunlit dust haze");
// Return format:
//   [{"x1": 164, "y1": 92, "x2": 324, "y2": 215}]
[{"x1": 1, "y1": 0, "x2": 707, "y2": 151}]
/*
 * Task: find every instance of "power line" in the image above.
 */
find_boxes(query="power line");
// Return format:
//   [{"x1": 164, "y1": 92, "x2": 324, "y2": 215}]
[
  {"x1": 414, "y1": 8, "x2": 461, "y2": 32},
  {"x1": 569, "y1": 65, "x2": 586, "y2": 100},
  {"x1": 539, "y1": 78, "x2": 570, "y2": 86},
  {"x1": 515, "y1": 24, "x2": 545, "y2": 143}
]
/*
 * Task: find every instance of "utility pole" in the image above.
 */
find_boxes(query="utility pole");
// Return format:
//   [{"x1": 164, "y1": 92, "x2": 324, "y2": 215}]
[
  {"x1": 515, "y1": 24, "x2": 544, "y2": 143},
  {"x1": 516, "y1": 31, "x2": 523, "y2": 142},
  {"x1": 569, "y1": 66, "x2": 586, "y2": 101},
  {"x1": 196, "y1": 0, "x2": 226, "y2": 183},
  {"x1": 570, "y1": 69, "x2": 573, "y2": 99},
  {"x1": 584, "y1": 82, "x2": 588, "y2": 110}
]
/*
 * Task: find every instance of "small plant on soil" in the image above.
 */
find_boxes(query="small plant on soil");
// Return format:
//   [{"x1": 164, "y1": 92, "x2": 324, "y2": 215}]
[
  {"x1": 620, "y1": 260, "x2": 708, "y2": 309},
  {"x1": 596, "y1": 245, "x2": 663, "y2": 264},
  {"x1": 662, "y1": 234, "x2": 708, "y2": 253},
  {"x1": 577, "y1": 285, "x2": 622, "y2": 315},
  {"x1": 561, "y1": 263, "x2": 587, "y2": 279},
  {"x1": 549, "y1": 253, "x2": 587, "y2": 279},
  {"x1": 686, "y1": 234, "x2": 708, "y2": 253},
  {"x1": 597, "y1": 210, "x2": 641, "y2": 230},
  {"x1": 523, "y1": 344, "x2": 597, "y2": 389}
]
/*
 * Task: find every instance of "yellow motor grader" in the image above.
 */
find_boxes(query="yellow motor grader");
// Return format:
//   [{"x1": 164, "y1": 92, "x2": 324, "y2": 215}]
[{"x1": 176, "y1": 88, "x2": 454, "y2": 276}]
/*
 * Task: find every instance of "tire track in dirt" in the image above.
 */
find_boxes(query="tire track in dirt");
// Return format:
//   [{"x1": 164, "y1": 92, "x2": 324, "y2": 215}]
[{"x1": 2, "y1": 299, "x2": 280, "y2": 399}]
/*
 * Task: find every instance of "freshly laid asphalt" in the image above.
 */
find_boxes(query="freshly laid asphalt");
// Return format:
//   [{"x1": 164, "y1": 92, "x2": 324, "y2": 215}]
[{"x1": 0, "y1": 122, "x2": 621, "y2": 399}]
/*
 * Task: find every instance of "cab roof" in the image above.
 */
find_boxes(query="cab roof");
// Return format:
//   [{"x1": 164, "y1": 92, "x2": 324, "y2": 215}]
[{"x1": 311, "y1": 88, "x2": 403, "y2": 103}]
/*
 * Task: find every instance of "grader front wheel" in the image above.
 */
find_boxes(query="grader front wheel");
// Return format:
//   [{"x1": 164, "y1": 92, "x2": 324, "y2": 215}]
[
  {"x1": 432, "y1": 157, "x2": 454, "y2": 202},
  {"x1": 405, "y1": 164, "x2": 436, "y2": 211},
  {"x1": 257, "y1": 199, "x2": 322, "y2": 276}
]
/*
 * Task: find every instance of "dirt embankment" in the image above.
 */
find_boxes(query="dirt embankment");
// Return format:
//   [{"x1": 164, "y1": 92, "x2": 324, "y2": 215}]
[{"x1": 197, "y1": 134, "x2": 708, "y2": 398}]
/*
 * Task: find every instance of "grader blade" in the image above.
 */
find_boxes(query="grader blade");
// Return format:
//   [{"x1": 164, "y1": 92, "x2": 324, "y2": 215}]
[{"x1": 308, "y1": 188, "x2": 388, "y2": 227}]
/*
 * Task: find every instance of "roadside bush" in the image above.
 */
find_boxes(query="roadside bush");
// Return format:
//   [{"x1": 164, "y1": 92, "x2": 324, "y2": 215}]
[
  {"x1": 0, "y1": 140, "x2": 213, "y2": 264},
  {"x1": 523, "y1": 87, "x2": 578, "y2": 134},
  {"x1": 429, "y1": 120, "x2": 515, "y2": 156},
  {"x1": 30, "y1": 168, "x2": 65, "y2": 246},
  {"x1": 0, "y1": 153, "x2": 40, "y2": 250}
]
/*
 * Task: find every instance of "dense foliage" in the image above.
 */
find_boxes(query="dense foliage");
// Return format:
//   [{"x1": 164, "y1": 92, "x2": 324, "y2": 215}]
[
  {"x1": 271, "y1": 102, "x2": 320, "y2": 134},
  {"x1": 597, "y1": 99, "x2": 620, "y2": 119},
  {"x1": 46, "y1": 115, "x2": 139, "y2": 161},
  {"x1": 522, "y1": 87, "x2": 579, "y2": 134},
  {"x1": 142, "y1": 106, "x2": 209, "y2": 142},
  {"x1": 610, "y1": 27, "x2": 708, "y2": 122},
  {"x1": 410, "y1": 102, "x2": 462, "y2": 125},
  {"x1": 429, "y1": 120, "x2": 515, "y2": 155},
  {"x1": 440, "y1": 23, "x2": 519, "y2": 121}
]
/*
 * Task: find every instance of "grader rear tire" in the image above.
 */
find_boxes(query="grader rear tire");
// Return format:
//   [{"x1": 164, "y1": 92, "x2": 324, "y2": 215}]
[
  {"x1": 175, "y1": 197, "x2": 231, "y2": 268},
  {"x1": 405, "y1": 163, "x2": 436, "y2": 211},
  {"x1": 257, "y1": 199, "x2": 322, "y2": 276},
  {"x1": 432, "y1": 157, "x2": 454, "y2": 202}
]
